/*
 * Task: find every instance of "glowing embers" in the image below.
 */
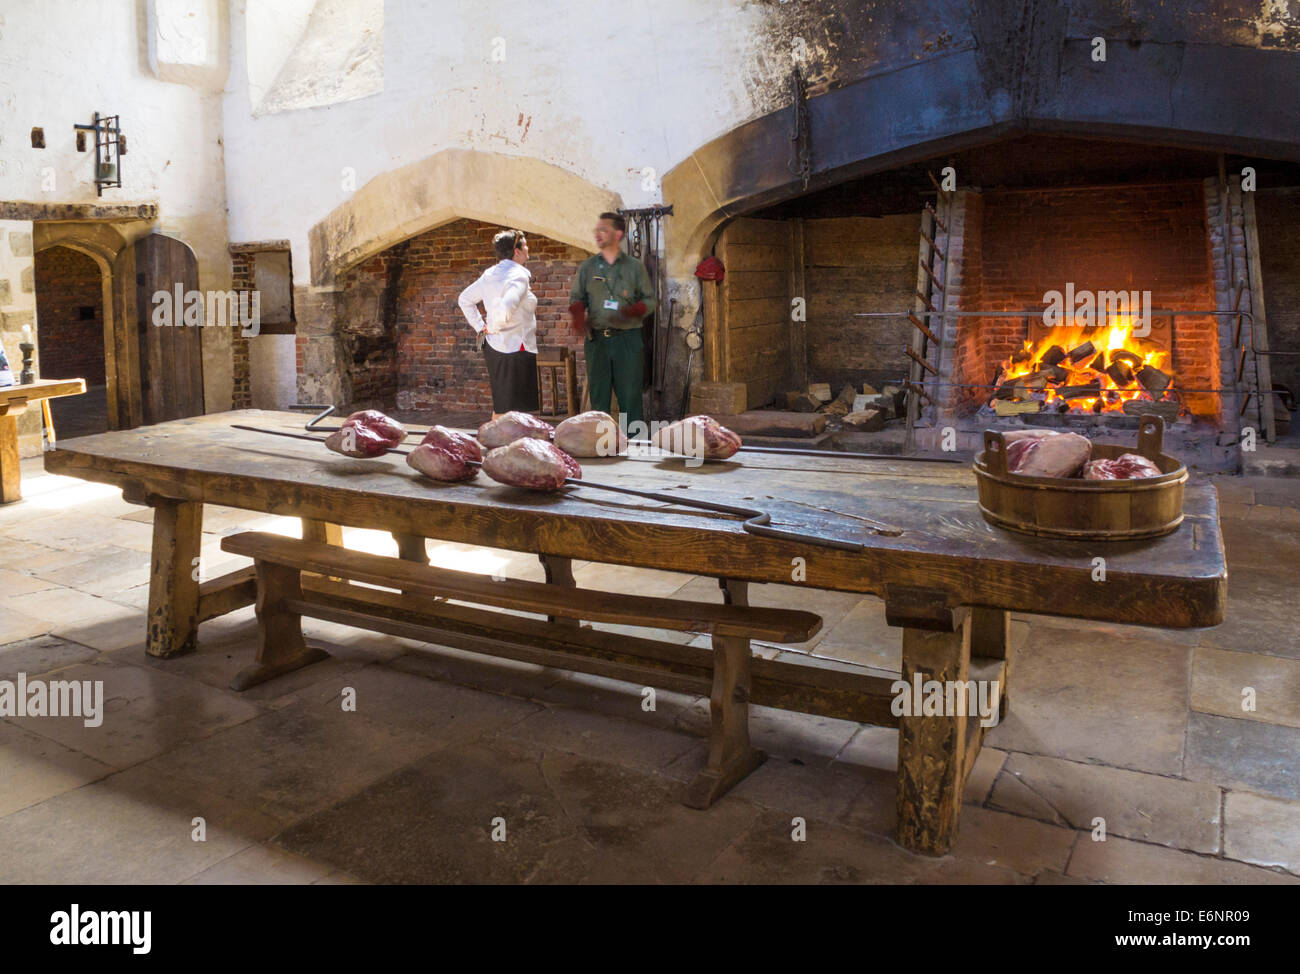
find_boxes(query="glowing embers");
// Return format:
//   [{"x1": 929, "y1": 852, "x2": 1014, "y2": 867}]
[{"x1": 992, "y1": 314, "x2": 1175, "y2": 417}]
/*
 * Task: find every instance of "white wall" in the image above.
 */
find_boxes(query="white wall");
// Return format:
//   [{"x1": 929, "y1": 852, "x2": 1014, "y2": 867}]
[
  {"x1": 0, "y1": 0, "x2": 234, "y2": 409},
  {"x1": 221, "y1": 0, "x2": 786, "y2": 282}
]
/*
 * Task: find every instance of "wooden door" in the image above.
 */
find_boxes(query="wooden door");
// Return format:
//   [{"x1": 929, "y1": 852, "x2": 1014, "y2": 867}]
[{"x1": 135, "y1": 233, "x2": 205, "y2": 423}]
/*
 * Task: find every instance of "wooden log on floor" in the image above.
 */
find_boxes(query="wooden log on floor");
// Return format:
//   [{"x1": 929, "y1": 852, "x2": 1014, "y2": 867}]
[{"x1": 713, "y1": 411, "x2": 827, "y2": 437}]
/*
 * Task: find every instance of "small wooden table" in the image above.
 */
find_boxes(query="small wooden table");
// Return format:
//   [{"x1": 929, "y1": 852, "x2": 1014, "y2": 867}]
[
  {"x1": 44, "y1": 410, "x2": 1226, "y2": 855},
  {"x1": 0, "y1": 378, "x2": 86, "y2": 503}
]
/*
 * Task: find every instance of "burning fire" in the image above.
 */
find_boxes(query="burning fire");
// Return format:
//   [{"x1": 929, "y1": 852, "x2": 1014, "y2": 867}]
[{"x1": 993, "y1": 315, "x2": 1175, "y2": 415}]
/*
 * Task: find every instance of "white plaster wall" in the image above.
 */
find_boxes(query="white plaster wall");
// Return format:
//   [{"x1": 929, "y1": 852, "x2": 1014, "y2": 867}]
[
  {"x1": 0, "y1": 0, "x2": 234, "y2": 411},
  {"x1": 249, "y1": 333, "x2": 297, "y2": 408},
  {"x1": 221, "y1": 0, "x2": 784, "y2": 283}
]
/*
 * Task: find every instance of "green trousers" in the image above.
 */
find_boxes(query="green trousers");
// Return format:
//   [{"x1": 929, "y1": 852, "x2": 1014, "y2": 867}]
[{"x1": 584, "y1": 328, "x2": 643, "y2": 431}]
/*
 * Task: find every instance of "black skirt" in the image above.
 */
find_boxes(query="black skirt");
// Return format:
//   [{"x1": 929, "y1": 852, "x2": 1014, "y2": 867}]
[{"x1": 482, "y1": 344, "x2": 539, "y2": 413}]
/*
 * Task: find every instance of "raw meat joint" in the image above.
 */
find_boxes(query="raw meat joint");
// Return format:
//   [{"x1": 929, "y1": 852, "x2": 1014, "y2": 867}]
[
  {"x1": 325, "y1": 409, "x2": 407, "y2": 458},
  {"x1": 553, "y1": 411, "x2": 628, "y2": 457},
  {"x1": 325, "y1": 424, "x2": 390, "y2": 458},
  {"x1": 650, "y1": 415, "x2": 742, "y2": 460},
  {"x1": 343, "y1": 410, "x2": 406, "y2": 448},
  {"x1": 478, "y1": 411, "x2": 555, "y2": 449},
  {"x1": 1005, "y1": 431, "x2": 1091, "y2": 478},
  {"x1": 482, "y1": 438, "x2": 582, "y2": 491},
  {"x1": 1083, "y1": 454, "x2": 1163, "y2": 480},
  {"x1": 407, "y1": 426, "x2": 483, "y2": 482}
]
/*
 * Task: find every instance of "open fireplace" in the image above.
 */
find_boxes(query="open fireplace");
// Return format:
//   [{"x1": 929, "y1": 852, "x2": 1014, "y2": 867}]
[{"x1": 697, "y1": 136, "x2": 1298, "y2": 467}]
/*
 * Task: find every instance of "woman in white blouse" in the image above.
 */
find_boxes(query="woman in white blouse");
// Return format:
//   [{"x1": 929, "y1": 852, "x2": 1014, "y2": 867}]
[{"x1": 457, "y1": 229, "x2": 540, "y2": 420}]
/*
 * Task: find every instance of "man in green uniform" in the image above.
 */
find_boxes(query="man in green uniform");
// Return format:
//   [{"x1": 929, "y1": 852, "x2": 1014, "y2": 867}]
[{"x1": 568, "y1": 212, "x2": 655, "y2": 435}]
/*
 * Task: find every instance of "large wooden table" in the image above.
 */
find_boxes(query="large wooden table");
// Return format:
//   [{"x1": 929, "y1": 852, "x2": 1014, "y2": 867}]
[
  {"x1": 1, "y1": 378, "x2": 85, "y2": 503},
  {"x1": 44, "y1": 410, "x2": 1226, "y2": 854}
]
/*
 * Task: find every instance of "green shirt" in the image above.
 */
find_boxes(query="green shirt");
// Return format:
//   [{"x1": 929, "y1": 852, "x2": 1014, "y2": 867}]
[{"x1": 570, "y1": 251, "x2": 656, "y2": 331}]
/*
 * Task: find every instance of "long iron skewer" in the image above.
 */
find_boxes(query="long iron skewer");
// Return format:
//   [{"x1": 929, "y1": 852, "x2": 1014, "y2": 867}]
[
  {"x1": 230, "y1": 424, "x2": 901, "y2": 548},
  {"x1": 301, "y1": 406, "x2": 960, "y2": 464}
]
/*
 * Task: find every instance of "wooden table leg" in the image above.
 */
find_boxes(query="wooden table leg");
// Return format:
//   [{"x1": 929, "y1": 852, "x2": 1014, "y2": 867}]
[
  {"x1": 896, "y1": 608, "x2": 971, "y2": 855},
  {"x1": 540, "y1": 554, "x2": 579, "y2": 627},
  {"x1": 0, "y1": 411, "x2": 23, "y2": 504},
  {"x1": 230, "y1": 561, "x2": 328, "y2": 691},
  {"x1": 392, "y1": 532, "x2": 428, "y2": 564},
  {"x1": 683, "y1": 631, "x2": 766, "y2": 809},
  {"x1": 301, "y1": 519, "x2": 343, "y2": 582},
  {"x1": 301, "y1": 518, "x2": 342, "y2": 547},
  {"x1": 146, "y1": 497, "x2": 204, "y2": 658},
  {"x1": 971, "y1": 607, "x2": 1012, "y2": 716}
]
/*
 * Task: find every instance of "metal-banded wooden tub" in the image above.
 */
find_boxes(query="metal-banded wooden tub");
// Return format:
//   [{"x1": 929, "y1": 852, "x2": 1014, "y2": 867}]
[{"x1": 973, "y1": 414, "x2": 1188, "y2": 540}]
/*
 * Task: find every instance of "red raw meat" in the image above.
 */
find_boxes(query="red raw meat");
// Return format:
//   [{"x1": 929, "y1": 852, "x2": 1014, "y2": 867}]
[
  {"x1": 1112, "y1": 453, "x2": 1163, "y2": 478},
  {"x1": 1084, "y1": 453, "x2": 1163, "y2": 480},
  {"x1": 1082, "y1": 459, "x2": 1122, "y2": 480},
  {"x1": 342, "y1": 409, "x2": 406, "y2": 448},
  {"x1": 325, "y1": 425, "x2": 390, "y2": 458},
  {"x1": 407, "y1": 426, "x2": 483, "y2": 482},
  {"x1": 1006, "y1": 431, "x2": 1091, "y2": 478},
  {"x1": 553, "y1": 411, "x2": 627, "y2": 457},
  {"x1": 650, "y1": 415, "x2": 742, "y2": 460},
  {"x1": 482, "y1": 438, "x2": 581, "y2": 491},
  {"x1": 477, "y1": 411, "x2": 555, "y2": 449}
]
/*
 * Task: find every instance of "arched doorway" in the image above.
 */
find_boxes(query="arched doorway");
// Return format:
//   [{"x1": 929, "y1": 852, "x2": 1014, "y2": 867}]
[{"x1": 33, "y1": 245, "x2": 109, "y2": 439}]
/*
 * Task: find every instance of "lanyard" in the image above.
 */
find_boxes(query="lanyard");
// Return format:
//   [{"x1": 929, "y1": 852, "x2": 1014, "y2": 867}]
[{"x1": 593, "y1": 257, "x2": 622, "y2": 302}]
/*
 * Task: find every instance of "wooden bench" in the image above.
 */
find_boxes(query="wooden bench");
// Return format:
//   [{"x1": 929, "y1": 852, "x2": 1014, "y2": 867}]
[{"x1": 220, "y1": 531, "x2": 823, "y2": 809}]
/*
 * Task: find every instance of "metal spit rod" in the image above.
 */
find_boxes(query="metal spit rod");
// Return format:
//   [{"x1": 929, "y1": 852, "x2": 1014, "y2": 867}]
[
  {"x1": 230, "y1": 423, "x2": 901, "y2": 548},
  {"x1": 300, "y1": 406, "x2": 960, "y2": 464}
]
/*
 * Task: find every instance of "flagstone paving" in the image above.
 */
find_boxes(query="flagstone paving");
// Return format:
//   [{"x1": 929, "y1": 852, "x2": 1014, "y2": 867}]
[{"x1": 0, "y1": 457, "x2": 1296, "y2": 884}]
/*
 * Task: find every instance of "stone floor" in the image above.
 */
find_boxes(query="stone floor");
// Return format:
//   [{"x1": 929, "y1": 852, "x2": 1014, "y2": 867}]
[{"x1": 0, "y1": 457, "x2": 1297, "y2": 884}]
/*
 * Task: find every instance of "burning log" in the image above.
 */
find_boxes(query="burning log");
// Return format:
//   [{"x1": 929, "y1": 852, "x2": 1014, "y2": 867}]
[
  {"x1": 1067, "y1": 341, "x2": 1096, "y2": 364},
  {"x1": 1058, "y1": 381, "x2": 1102, "y2": 400},
  {"x1": 1136, "y1": 364, "x2": 1172, "y2": 396},
  {"x1": 1105, "y1": 361, "x2": 1136, "y2": 387},
  {"x1": 1010, "y1": 346, "x2": 1033, "y2": 365},
  {"x1": 1045, "y1": 365, "x2": 1069, "y2": 385},
  {"x1": 1122, "y1": 400, "x2": 1179, "y2": 423},
  {"x1": 1041, "y1": 345, "x2": 1067, "y2": 367},
  {"x1": 994, "y1": 399, "x2": 1042, "y2": 416},
  {"x1": 1088, "y1": 352, "x2": 1107, "y2": 372},
  {"x1": 1111, "y1": 350, "x2": 1143, "y2": 369}
]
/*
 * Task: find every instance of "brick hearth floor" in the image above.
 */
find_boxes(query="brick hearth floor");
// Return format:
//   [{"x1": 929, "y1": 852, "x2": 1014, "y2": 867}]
[{"x1": 0, "y1": 457, "x2": 1296, "y2": 884}]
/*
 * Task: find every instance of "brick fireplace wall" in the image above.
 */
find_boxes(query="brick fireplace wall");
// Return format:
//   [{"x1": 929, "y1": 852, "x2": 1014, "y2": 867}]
[
  {"x1": 949, "y1": 182, "x2": 1219, "y2": 420},
  {"x1": 324, "y1": 218, "x2": 592, "y2": 416},
  {"x1": 230, "y1": 251, "x2": 253, "y2": 408},
  {"x1": 33, "y1": 245, "x2": 106, "y2": 385}
]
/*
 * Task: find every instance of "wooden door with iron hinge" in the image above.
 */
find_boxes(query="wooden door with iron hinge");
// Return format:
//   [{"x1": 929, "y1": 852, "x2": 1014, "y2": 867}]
[{"x1": 134, "y1": 233, "x2": 205, "y2": 424}]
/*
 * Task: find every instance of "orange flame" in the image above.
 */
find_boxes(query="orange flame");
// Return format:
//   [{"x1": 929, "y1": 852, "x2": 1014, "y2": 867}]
[{"x1": 996, "y1": 314, "x2": 1173, "y2": 414}]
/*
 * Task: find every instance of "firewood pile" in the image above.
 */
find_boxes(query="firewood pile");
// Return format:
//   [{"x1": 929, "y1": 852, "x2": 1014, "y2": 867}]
[{"x1": 784, "y1": 381, "x2": 905, "y2": 432}]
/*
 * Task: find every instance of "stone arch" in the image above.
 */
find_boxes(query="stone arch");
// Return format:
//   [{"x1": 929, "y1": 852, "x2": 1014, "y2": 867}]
[
  {"x1": 308, "y1": 148, "x2": 621, "y2": 285},
  {"x1": 33, "y1": 226, "x2": 130, "y2": 429}
]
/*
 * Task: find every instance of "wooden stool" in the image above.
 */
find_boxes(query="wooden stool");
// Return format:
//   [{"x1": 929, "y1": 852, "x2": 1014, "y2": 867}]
[{"x1": 536, "y1": 347, "x2": 577, "y2": 417}]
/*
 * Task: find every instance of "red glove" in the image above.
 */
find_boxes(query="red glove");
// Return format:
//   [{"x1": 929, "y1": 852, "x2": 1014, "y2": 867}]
[{"x1": 619, "y1": 301, "x2": 648, "y2": 319}]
